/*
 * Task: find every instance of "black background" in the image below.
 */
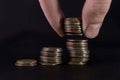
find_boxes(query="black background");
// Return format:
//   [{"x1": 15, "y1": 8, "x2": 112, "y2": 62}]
[
  {"x1": 0, "y1": 0, "x2": 120, "y2": 64},
  {"x1": 1, "y1": 0, "x2": 120, "y2": 80}
]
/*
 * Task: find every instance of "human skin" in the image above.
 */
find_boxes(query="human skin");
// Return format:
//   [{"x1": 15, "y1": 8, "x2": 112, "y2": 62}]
[{"x1": 39, "y1": 0, "x2": 112, "y2": 38}]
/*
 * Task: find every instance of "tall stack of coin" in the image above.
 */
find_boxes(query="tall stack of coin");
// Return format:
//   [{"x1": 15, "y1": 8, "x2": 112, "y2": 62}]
[
  {"x1": 66, "y1": 39, "x2": 89, "y2": 65},
  {"x1": 64, "y1": 18, "x2": 89, "y2": 65},
  {"x1": 40, "y1": 47, "x2": 62, "y2": 65}
]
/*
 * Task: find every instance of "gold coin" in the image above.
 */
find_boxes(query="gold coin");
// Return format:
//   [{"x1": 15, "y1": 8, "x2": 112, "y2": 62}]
[
  {"x1": 65, "y1": 29, "x2": 82, "y2": 33},
  {"x1": 70, "y1": 52, "x2": 89, "y2": 57},
  {"x1": 40, "y1": 51, "x2": 62, "y2": 57},
  {"x1": 40, "y1": 56, "x2": 62, "y2": 62},
  {"x1": 69, "y1": 57, "x2": 89, "y2": 65},
  {"x1": 64, "y1": 18, "x2": 80, "y2": 24},
  {"x1": 64, "y1": 24, "x2": 81, "y2": 27},
  {"x1": 64, "y1": 26, "x2": 81, "y2": 29},
  {"x1": 67, "y1": 39, "x2": 88, "y2": 43},
  {"x1": 41, "y1": 47, "x2": 62, "y2": 52},
  {"x1": 67, "y1": 42, "x2": 88, "y2": 45},
  {"x1": 40, "y1": 62, "x2": 61, "y2": 66},
  {"x1": 15, "y1": 59, "x2": 37, "y2": 67},
  {"x1": 65, "y1": 33, "x2": 83, "y2": 36},
  {"x1": 64, "y1": 23, "x2": 80, "y2": 25}
]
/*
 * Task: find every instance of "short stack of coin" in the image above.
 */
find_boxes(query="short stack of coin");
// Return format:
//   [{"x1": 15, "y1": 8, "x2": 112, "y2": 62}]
[
  {"x1": 64, "y1": 18, "x2": 82, "y2": 36},
  {"x1": 40, "y1": 47, "x2": 62, "y2": 65},
  {"x1": 15, "y1": 59, "x2": 37, "y2": 67},
  {"x1": 64, "y1": 18, "x2": 89, "y2": 65}
]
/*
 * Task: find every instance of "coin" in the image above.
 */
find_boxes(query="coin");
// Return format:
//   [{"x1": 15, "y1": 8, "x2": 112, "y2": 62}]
[
  {"x1": 64, "y1": 17, "x2": 90, "y2": 65},
  {"x1": 70, "y1": 51, "x2": 89, "y2": 57},
  {"x1": 69, "y1": 57, "x2": 89, "y2": 65},
  {"x1": 15, "y1": 59, "x2": 37, "y2": 67},
  {"x1": 41, "y1": 47, "x2": 62, "y2": 53},
  {"x1": 65, "y1": 33, "x2": 83, "y2": 36},
  {"x1": 65, "y1": 24, "x2": 81, "y2": 27},
  {"x1": 40, "y1": 51, "x2": 62, "y2": 57},
  {"x1": 66, "y1": 40, "x2": 88, "y2": 50},
  {"x1": 40, "y1": 62, "x2": 61, "y2": 66},
  {"x1": 40, "y1": 56, "x2": 62, "y2": 63},
  {"x1": 64, "y1": 18, "x2": 80, "y2": 24},
  {"x1": 64, "y1": 18, "x2": 83, "y2": 36},
  {"x1": 66, "y1": 39, "x2": 89, "y2": 65},
  {"x1": 65, "y1": 28, "x2": 82, "y2": 33},
  {"x1": 67, "y1": 39, "x2": 88, "y2": 43},
  {"x1": 40, "y1": 47, "x2": 63, "y2": 65}
]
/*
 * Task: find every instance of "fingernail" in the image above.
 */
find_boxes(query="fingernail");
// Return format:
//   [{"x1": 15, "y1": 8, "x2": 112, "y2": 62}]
[
  {"x1": 85, "y1": 23, "x2": 101, "y2": 38},
  {"x1": 59, "y1": 32, "x2": 65, "y2": 37}
]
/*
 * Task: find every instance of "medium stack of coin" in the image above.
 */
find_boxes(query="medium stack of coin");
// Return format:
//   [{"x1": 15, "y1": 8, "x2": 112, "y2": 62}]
[
  {"x1": 15, "y1": 59, "x2": 37, "y2": 67},
  {"x1": 40, "y1": 47, "x2": 62, "y2": 65},
  {"x1": 64, "y1": 18, "x2": 89, "y2": 65},
  {"x1": 66, "y1": 39, "x2": 89, "y2": 65},
  {"x1": 64, "y1": 18, "x2": 82, "y2": 36}
]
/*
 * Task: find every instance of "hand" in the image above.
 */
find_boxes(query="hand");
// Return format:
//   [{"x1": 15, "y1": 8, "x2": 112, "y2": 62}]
[{"x1": 39, "y1": 0, "x2": 112, "y2": 38}]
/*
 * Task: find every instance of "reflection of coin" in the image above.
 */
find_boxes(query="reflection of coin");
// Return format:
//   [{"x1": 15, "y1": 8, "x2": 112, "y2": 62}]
[
  {"x1": 41, "y1": 47, "x2": 62, "y2": 53},
  {"x1": 15, "y1": 59, "x2": 37, "y2": 66}
]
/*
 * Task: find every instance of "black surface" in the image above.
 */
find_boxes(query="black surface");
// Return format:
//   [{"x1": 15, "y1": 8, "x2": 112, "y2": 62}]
[
  {"x1": 1, "y1": 63, "x2": 120, "y2": 80},
  {"x1": 1, "y1": 45, "x2": 120, "y2": 80}
]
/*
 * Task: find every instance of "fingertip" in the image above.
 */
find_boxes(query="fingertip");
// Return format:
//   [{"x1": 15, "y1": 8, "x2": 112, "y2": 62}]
[
  {"x1": 84, "y1": 23, "x2": 102, "y2": 38},
  {"x1": 58, "y1": 33, "x2": 65, "y2": 37}
]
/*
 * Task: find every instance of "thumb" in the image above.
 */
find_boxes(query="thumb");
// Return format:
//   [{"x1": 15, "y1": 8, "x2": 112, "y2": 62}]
[
  {"x1": 82, "y1": 0, "x2": 112, "y2": 38},
  {"x1": 39, "y1": 0, "x2": 64, "y2": 37}
]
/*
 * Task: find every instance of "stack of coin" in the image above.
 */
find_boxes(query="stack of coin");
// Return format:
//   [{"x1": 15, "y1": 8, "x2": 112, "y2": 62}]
[
  {"x1": 40, "y1": 47, "x2": 62, "y2": 65},
  {"x1": 66, "y1": 39, "x2": 89, "y2": 65},
  {"x1": 15, "y1": 59, "x2": 37, "y2": 67},
  {"x1": 64, "y1": 18, "x2": 89, "y2": 65},
  {"x1": 64, "y1": 18, "x2": 82, "y2": 36}
]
